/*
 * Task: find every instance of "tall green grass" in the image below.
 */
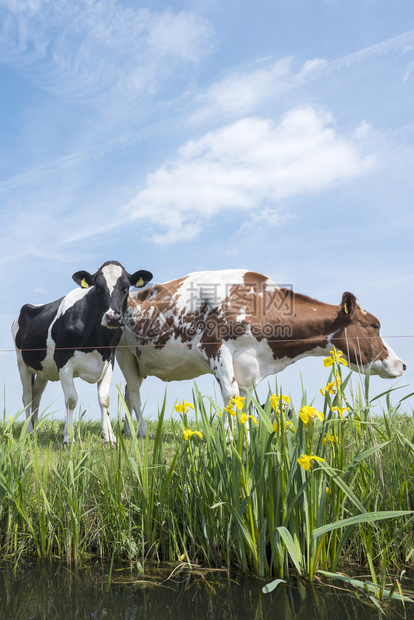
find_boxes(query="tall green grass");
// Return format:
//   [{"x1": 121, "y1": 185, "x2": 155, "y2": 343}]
[{"x1": 0, "y1": 351, "x2": 413, "y2": 603}]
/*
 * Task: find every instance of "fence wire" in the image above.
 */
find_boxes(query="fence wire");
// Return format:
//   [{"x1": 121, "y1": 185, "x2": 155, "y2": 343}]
[{"x1": 0, "y1": 333, "x2": 413, "y2": 354}]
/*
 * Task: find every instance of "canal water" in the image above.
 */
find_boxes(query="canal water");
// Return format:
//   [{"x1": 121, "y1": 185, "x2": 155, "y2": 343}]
[{"x1": 0, "y1": 562, "x2": 411, "y2": 619}]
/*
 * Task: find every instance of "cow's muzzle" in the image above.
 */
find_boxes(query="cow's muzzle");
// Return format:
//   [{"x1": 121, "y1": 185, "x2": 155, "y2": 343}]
[{"x1": 102, "y1": 311, "x2": 124, "y2": 329}]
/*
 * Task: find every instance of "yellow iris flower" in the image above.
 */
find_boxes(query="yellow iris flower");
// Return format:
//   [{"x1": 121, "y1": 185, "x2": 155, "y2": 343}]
[
  {"x1": 299, "y1": 405, "x2": 324, "y2": 424},
  {"x1": 331, "y1": 406, "x2": 349, "y2": 419},
  {"x1": 183, "y1": 429, "x2": 203, "y2": 441},
  {"x1": 270, "y1": 394, "x2": 290, "y2": 413},
  {"x1": 320, "y1": 380, "x2": 336, "y2": 396},
  {"x1": 323, "y1": 346, "x2": 348, "y2": 368},
  {"x1": 221, "y1": 403, "x2": 236, "y2": 417},
  {"x1": 273, "y1": 420, "x2": 295, "y2": 433},
  {"x1": 297, "y1": 454, "x2": 325, "y2": 470},
  {"x1": 230, "y1": 395, "x2": 246, "y2": 410},
  {"x1": 240, "y1": 413, "x2": 257, "y2": 425},
  {"x1": 322, "y1": 433, "x2": 340, "y2": 445},
  {"x1": 175, "y1": 400, "x2": 195, "y2": 414}
]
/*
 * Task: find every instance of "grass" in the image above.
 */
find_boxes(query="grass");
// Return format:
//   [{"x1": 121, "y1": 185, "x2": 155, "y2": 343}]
[{"x1": 0, "y1": 352, "x2": 413, "y2": 608}]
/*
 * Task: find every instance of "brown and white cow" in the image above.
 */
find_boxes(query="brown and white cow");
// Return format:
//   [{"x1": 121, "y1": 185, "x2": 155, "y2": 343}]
[{"x1": 117, "y1": 269, "x2": 406, "y2": 435}]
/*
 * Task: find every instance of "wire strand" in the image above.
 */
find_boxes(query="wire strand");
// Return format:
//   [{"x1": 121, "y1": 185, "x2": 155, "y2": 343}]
[{"x1": 1, "y1": 333, "x2": 413, "y2": 354}]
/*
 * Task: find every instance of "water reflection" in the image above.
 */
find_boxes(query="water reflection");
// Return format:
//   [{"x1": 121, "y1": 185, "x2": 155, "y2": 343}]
[{"x1": 0, "y1": 562, "x2": 406, "y2": 619}]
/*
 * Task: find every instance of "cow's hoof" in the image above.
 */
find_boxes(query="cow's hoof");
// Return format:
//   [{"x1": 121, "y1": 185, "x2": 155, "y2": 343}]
[
  {"x1": 121, "y1": 423, "x2": 131, "y2": 435},
  {"x1": 102, "y1": 440, "x2": 117, "y2": 447}
]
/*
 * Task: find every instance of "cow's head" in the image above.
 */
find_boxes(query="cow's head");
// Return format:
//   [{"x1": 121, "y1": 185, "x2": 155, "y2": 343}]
[
  {"x1": 72, "y1": 261, "x2": 153, "y2": 329},
  {"x1": 331, "y1": 292, "x2": 406, "y2": 378}
]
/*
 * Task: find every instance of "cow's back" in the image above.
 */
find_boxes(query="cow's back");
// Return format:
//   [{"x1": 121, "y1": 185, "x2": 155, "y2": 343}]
[
  {"x1": 122, "y1": 269, "x2": 275, "y2": 381},
  {"x1": 124, "y1": 269, "x2": 272, "y2": 344},
  {"x1": 14, "y1": 299, "x2": 62, "y2": 371}
]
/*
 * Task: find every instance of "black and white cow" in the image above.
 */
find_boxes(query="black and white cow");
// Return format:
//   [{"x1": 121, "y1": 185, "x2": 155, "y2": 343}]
[{"x1": 12, "y1": 261, "x2": 152, "y2": 444}]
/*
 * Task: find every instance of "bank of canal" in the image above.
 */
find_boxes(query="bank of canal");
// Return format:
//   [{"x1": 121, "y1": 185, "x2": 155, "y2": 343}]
[{"x1": 1, "y1": 562, "x2": 412, "y2": 619}]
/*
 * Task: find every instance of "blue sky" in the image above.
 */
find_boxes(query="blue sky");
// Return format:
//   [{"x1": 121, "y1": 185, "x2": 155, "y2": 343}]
[{"x1": 1, "y1": 0, "x2": 413, "y2": 425}]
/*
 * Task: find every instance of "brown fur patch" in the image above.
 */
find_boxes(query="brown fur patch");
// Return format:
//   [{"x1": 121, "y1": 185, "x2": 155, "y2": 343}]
[{"x1": 125, "y1": 273, "x2": 389, "y2": 367}]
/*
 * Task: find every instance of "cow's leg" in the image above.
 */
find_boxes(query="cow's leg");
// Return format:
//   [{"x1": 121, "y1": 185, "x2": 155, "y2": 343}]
[
  {"x1": 97, "y1": 363, "x2": 116, "y2": 444},
  {"x1": 208, "y1": 346, "x2": 242, "y2": 423},
  {"x1": 116, "y1": 347, "x2": 148, "y2": 437},
  {"x1": 31, "y1": 375, "x2": 48, "y2": 428},
  {"x1": 120, "y1": 382, "x2": 145, "y2": 435},
  {"x1": 59, "y1": 365, "x2": 78, "y2": 444},
  {"x1": 17, "y1": 360, "x2": 35, "y2": 431},
  {"x1": 122, "y1": 383, "x2": 136, "y2": 435},
  {"x1": 123, "y1": 376, "x2": 147, "y2": 436}
]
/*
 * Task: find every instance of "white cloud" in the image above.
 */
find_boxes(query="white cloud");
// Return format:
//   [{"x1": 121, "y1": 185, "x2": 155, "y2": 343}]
[
  {"x1": 236, "y1": 207, "x2": 293, "y2": 236},
  {"x1": 146, "y1": 9, "x2": 213, "y2": 62},
  {"x1": 2, "y1": 28, "x2": 411, "y2": 193},
  {"x1": 353, "y1": 121, "x2": 374, "y2": 140},
  {"x1": 330, "y1": 29, "x2": 414, "y2": 70},
  {"x1": 0, "y1": 0, "x2": 214, "y2": 104},
  {"x1": 191, "y1": 30, "x2": 414, "y2": 124},
  {"x1": 191, "y1": 58, "x2": 296, "y2": 120},
  {"x1": 125, "y1": 107, "x2": 375, "y2": 244},
  {"x1": 403, "y1": 60, "x2": 414, "y2": 82}
]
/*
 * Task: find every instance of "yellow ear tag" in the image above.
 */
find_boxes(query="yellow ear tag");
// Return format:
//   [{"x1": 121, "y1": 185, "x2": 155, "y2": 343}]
[
  {"x1": 343, "y1": 303, "x2": 348, "y2": 315},
  {"x1": 81, "y1": 278, "x2": 89, "y2": 289},
  {"x1": 135, "y1": 277, "x2": 144, "y2": 288}
]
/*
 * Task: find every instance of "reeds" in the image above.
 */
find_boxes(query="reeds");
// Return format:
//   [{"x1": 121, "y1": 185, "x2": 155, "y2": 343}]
[{"x1": 0, "y1": 352, "x2": 413, "y2": 602}]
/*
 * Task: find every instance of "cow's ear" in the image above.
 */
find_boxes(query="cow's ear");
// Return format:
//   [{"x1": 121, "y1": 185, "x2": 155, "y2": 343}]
[
  {"x1": 72, "y1": 270, "x2": 94, "y2": 289},
  {"x1": 341, "y1": 292, "x2": 357, "y2": 317},
  {"x1": 129, "y1": 270, "x2": 153, "y2": 288}
]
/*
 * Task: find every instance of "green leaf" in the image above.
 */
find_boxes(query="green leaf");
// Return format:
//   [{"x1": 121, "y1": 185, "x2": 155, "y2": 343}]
[
  {"x1": 312, "y1": 510, "x2": 413, "y2": 539},
  {"x1": 396, "y1": 390, "x2": 414, "y2": 404},
  {"x1": 395, "y1": 429, "x2": 414, "y2": 453},
  {"x1": 244, "y1": 389, "x2": 273, "y2": 433},
  {"x1": 369, "y1": 386, "x2": 407, "y2": 404},
  {"x1": 368, "y1": 596, "x2": 386, "y2": 613},
  {"x1": 318, "y1": 460, "x2": 366, "y2": 513},
  {"x1": 317, "y1": 571, "x2": 414, "y2": 603},
  {"x1": 262, "y1": 579, "x2": 286, "y2": 594},
  {"x1": 342, "y1": 441, "x2": 390, "y2": 483},
  {"x1": 275, "y1": 526, "x2": 303, "y2": 575}
]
